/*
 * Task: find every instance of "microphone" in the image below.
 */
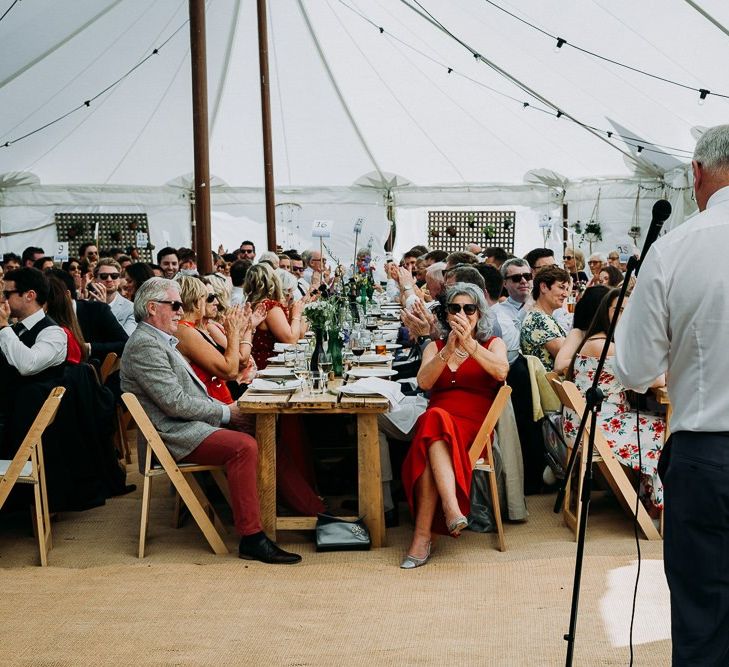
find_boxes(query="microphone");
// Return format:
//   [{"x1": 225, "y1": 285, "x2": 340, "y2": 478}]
[{"x1": 635, "y1": 199, "x2": 671, "y2": 275}]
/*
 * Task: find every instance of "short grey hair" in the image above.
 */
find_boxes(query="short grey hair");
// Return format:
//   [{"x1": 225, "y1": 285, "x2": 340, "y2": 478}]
[
  {"x1": 440, "y1": 282, "x2": 494, "y2": 342},
  {"x1": 694, "y1": 124, "x2": 729, "y2": 172},
  {"x1": 276, "y1": 267, "x2": 297, "y2": 293},
  {"x1": 500, "y1": 257, "x2": 529, "y2": 279},
  {"x1": 425, "y1": 261, "x2": 446, "y2": 283},
  {"x1": 258, "y1": 251, "x2": 280, "y2": 269},
  {"x1": 133, "y1": 277, "x2": 179, "y2": 322}
]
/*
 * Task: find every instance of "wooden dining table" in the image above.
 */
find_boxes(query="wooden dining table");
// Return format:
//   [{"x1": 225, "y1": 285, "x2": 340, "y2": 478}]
[{"x1": 237, "y1": 379, "x2": 391, "y2": 547}]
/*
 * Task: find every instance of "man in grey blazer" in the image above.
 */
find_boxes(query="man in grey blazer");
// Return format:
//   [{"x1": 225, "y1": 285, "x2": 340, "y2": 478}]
[{"x1": 120, "y1": 278, "x2": 300, "y2": 564}]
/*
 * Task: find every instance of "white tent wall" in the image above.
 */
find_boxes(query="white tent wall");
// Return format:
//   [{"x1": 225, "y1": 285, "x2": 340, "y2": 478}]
[{"x1": 0, "y1": 183, "x2": 389, "y2": 264}]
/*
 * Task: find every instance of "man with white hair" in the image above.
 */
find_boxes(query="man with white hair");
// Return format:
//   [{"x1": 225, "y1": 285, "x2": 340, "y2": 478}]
[
  {"x1": 120, "y1": 278, "x2": 301, "y2": 564},
  {"x1": 586, "y1": 252, "x2": 606, "y2": 287},
  {"x1": 615, "y1": 124, "x2": 729, "y2": 664},
  {"x1": 258, "y1": 251, "x2": 280, "y2": 269}
]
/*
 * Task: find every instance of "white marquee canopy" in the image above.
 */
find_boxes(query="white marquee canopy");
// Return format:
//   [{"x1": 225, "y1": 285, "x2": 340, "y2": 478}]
[{"x1": 1, "y1": 0, "x2": 728, "y2": 259}]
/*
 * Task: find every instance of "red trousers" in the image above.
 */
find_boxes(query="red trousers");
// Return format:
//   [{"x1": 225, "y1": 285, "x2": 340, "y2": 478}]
[{"x1": 182, "y1": 429, "x2": 262, "y2": 536}]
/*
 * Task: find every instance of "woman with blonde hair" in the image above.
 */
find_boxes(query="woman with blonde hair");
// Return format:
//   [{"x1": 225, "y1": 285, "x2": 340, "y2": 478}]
[
  {"x1": 174, "y1": 275, "x2": 248, "y2": 404},
  {"x1": 244, "y1": 263, "x2": 306, "y2": 369}
]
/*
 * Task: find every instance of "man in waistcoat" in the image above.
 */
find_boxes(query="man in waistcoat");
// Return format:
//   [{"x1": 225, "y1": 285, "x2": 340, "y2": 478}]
[{"x1": 0, "y1": 268, "x2": 67, "y2": 453}]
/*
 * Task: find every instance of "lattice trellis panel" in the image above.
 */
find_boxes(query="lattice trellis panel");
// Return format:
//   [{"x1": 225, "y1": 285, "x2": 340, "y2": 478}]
[
  {"x1": 427, "y1": 210, "x2": 515, "y2": 254},
  {"x1": 55, "y1": 213, "x2": 153, "y2": 262}
]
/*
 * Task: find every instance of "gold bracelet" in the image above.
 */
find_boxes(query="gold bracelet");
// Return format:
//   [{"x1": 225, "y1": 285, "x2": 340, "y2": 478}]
[
  {"x1": 291, "y1": 317, "x2": 301, "y2": 321},
  {"x1": 240, "y1": 341, "x2": 252, "y2": 347},
  {"x1": 437, "y1": 349, "x2": 449, "y2": 363}
]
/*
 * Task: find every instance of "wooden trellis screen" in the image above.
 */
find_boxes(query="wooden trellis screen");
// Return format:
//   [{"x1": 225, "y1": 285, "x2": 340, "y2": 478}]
[
  {"x1": 55, "y1": 213, "x2": 153, "y2": 262},
  {"x1": 427, "y1": 210, "x2": 516, "y2": 254}
]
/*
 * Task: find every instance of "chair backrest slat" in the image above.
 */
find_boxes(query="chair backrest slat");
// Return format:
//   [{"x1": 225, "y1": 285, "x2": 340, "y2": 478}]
[{"x1": 468, "y1": 384, "x2": 512, "y2": 468}]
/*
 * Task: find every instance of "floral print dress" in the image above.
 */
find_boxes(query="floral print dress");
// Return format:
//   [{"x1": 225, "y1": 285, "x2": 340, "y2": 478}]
[
  {"x1": 520, "y1": 310, "x2": 565, "y2": 371},
  {"x1": 562, "y1": 354, "x2": 666, "y2": 509}
]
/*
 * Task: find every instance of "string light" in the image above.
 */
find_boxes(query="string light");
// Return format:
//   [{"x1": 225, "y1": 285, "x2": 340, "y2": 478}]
[
  {"x1": 0, "y1": 17, "x2": 190, "y2": 149},
  {"x1": 698, "y1": 89, "x2": 710, "y2": 105},
  {"x1": 481, "y1": 0, "x2": 729, "y2": 100},
  {"x1": 337, "y1": 0, "x2": 695, "y2": 160}
]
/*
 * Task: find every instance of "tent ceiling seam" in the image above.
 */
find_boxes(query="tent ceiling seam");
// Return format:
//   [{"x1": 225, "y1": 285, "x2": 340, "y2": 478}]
[
  {"x1": 400, "y1": 0, "x2": 661, "y2": 178},
  {"x1": 326, "y1": 0, "x2": 466, "y2": 181},
  {"x1": 296, "y1": 0, "x2": 385, "y2": 182},
  {"x1": 209, "y1": 0, "x2": 241, "y2": 136},
  {"x1": 0, "y1": 0, "x2": 125, "y2": 90},
  {"x1": 269, "y1": 3, "x2": 293, "y2": 185}
]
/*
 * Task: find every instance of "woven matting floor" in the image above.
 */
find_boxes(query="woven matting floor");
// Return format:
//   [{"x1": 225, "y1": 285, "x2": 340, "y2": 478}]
[{"x1": 0, "y1": 468, "x2": 671, "y2": 666}]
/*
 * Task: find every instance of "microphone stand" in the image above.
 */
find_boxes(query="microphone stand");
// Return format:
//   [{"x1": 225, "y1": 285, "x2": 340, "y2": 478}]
[
  {"x1": 554, "y1": 200, "x2": 670, "y2": 666},
  {"x1": 555, "y1": 257, "x2": 635, "y2": 666}
]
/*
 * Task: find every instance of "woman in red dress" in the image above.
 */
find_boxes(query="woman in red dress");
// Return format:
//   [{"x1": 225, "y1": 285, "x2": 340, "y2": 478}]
[
  {"x1": 401, "y1": 283, "x2": 509, "y2": 569},
  {"x1": 46, "y1": 273, "x2": 87, "y2": 363}
]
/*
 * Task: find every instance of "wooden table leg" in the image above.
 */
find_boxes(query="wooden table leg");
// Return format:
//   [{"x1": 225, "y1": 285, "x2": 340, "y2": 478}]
[
  {"x1": 357, "y1": 413, "x2": 385, "y2": 548},
  {"x1": 256, "y1": 414, "x2": 277, "y2": 539}
]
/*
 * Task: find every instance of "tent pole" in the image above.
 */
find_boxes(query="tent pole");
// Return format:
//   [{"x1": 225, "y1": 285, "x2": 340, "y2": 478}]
[
  {"x1": 257, "y1": 0, "x2": 277, "y2": 251},
  {"x1": 189, "y1": 0, "x2": 212, "y2": 273},
  {"x1": 562, "y1": 200, "x2": 568, "y2": 253}
]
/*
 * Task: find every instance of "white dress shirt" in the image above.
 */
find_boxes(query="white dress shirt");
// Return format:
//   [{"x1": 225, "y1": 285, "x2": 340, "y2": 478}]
[
  {"x1": 0, "y1": 307, "x2": 67, "y2": 375},
  {"x1": 109, "y1": 293, "x2": 136, "y2": 336},
  {"x1": 492, "y1": 307, "x2": 521, "y2": 364},
  {"x1": 493, "y1": 297, "x2": 528, "y2": 329},
  {"x1": 615, "y1": 185, "x2": 729, "y2": 432}
]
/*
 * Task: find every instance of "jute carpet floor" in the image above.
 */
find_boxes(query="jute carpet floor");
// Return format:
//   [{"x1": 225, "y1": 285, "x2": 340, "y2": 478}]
[{"x1": 0, "y1": 470, "x2": 671, "y2": 666}]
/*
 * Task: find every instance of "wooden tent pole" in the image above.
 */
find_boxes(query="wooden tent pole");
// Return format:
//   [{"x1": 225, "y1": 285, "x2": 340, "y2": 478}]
[
  {"x1": 257, "y1": 0, "x2": 277, "y2": 251},
  {"x1": 189, "y1": 0, "x2": 212, "y2": 273}
]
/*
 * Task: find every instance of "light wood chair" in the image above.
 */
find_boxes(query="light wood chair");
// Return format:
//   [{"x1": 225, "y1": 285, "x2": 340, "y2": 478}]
[
  {"x1": 100, "y1": 353, "x2": 133, "y2": 464},
  {"x1": 0, "y1": 387, "x2": 66, "y2": 566},
  {"x1": 468, "y1": 384, "x2": 513, "y2": 552},
  {"x1": 546, "y1": 375, "x2": 661, "y2": 541},
  {"x1": 121, "y1": 392, "x2": 231, "y2": 557}
]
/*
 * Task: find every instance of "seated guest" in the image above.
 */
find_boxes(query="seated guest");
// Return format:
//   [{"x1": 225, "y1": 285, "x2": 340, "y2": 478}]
[
  {"x1": 444, "y1": 251, "x2": 479, "y2": 269},
  {"x1": 61, "y1": 258, "x2": 83, "y2": 294},
  {"x1": 483, "y1": 246, "x2": 509, "y2": 269},
  {"x1": 174, "y1": 275, "x2": 245, "y2": 404},
  {"x1": 475, "y1": 264, "x2": 520, "y2": 364},
  {"x1": 554, "y1": 285, "x2": 610, "y2": 375},
  {"x1": 563, "y1": 249, "x2": 588, "y2": 289},
  {"x1": 524, "y1": 247, "x2": 555, "y2": 272},
  {"x1": 493, "y1": 258, "x2": 532, "y2": 329},
  {"x1": 230, "y1": 259, "x2": 251, "y2": 306},
  {"x1": 423, "y1": 249, "x2": 448, "y2": 266},
  {"x1": 45, "y1": 274, "x2": 87, "y2": 364},
  {"x1": 586, "y1": 252, "x2": 606, "y2": 286},
  {"x1": 401, "y1": 283, "x2": 508, "y2": 568},
  {"x1": 597, "y1": 265, "x2": 623, "y2": 287},
  {"x1": 33, "y1": 256, "x2": 55, "y2": 272},
  {"x1": 49, "y1": 268, "x2": 128, "y2": 366},
  {"x1": 520, "y1": 266, "x2": 570, "y2": 371},
  {"x1": 563, "y1": 288, "x2": 666, "y2": 513},
  {"x1": 0, "y1": 268, "x2": 67, "y2": 436},
  {"x1": 120, "y1": 278, "x2": 301, "y2": 564},
  {"x1": 122, "y1": 262, "x2": 154, "y2": 302},
  {"x1": 92, "y1": 258, "x2": 136, "y2": 335},
  {"x1": 3, "y1": 252, "x2": 21, "y2": 272}
]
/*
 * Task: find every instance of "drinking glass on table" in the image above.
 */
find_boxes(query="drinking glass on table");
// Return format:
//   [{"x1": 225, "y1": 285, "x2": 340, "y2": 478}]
[
  {"x1": 350, "y1": 330, "x2": 366, "y2": 366},
  {"x1": 293, "y1": 352, "x2": 311, "y2": 395},
  {"x1": 284, "y1": 349, "x2": 296, "y2": 368},
  {"x1": 318, "y1": 350, "x2": 332, "y2": 393}
]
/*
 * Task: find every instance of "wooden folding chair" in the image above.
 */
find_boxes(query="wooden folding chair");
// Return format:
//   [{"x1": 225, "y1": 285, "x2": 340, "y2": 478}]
[
  {"x1": 100, "y1": 353, "x2": 133, "y2": 464},
  {"x1": 0, "y1": 387, "x2": 66, "y2": 566},
  {"x1": 468, "y1": 384, "x2": 513, "y2": 552},
  {"x1": 121, "y1": 392, "x2": 231, "y2": 557},
  {"x1": 547, "y1": 376, "x2": 661, "y2": 541}
]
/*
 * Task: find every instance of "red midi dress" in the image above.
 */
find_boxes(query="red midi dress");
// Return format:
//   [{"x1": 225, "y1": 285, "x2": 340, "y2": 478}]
[{"x1": 401, "y1": 338, "x2": 501, "y2": 535}]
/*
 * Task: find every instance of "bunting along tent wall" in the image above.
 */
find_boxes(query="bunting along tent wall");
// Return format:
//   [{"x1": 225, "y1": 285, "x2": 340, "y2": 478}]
[{"x1": 1, "y1": 0, "x2": 727, "y2": 258}]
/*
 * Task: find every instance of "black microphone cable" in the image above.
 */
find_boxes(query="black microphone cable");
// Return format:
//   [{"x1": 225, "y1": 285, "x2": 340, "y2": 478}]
[{"x1": 628, "y1": 402, "x2": 644, "y2": 666}]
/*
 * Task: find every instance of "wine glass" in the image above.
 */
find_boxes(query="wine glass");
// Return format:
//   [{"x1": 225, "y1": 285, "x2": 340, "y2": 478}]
[
  {"x1": 350, "y1": 330, "x2": 366, "y2": 367},
  {"x1": 293, "y1": 353, "x2": 311, "y2": 395},
  {"x1": 318, "y1": 350, "x2": 332, "y2": 392}
]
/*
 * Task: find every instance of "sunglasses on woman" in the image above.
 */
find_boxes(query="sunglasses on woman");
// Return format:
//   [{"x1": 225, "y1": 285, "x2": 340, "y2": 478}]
[
  {"x1": 206, "y1": 293, "x2": 218, "y2": 303},
  {"x1": 446, "y1": 303, "x2": 478, "y2": 315}
]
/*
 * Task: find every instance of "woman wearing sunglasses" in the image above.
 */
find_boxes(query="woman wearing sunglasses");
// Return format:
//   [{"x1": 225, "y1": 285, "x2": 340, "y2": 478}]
[
  {"x1": 173, "y1": 275, "x2": 249, "y2": 404},
  {"x1": 400, "y1": 283, "x2": 509, "y2": 569}
]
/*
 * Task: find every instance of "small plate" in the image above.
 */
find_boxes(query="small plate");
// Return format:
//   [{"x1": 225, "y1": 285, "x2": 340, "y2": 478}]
[
  {"x1": 385, "y1": 343, "x2": 402, "y2": 350},
  {"x1": 266, "y1": 356, "x2": 286, "y2": 365},
  {"x1": 257, "y1": 367, "x2": 296, "y2": 378},
  {"x1": 347, "y1": 367, "x2": 397, "y2": 379},
  {"x1": 357, "y1": 353, "x2": 394, "y2": 364}
]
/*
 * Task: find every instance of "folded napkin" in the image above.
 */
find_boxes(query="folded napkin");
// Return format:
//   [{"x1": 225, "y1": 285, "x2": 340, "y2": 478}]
[
  {"x1": 249, "y1": 378, "x2": 301, "y2": 391},
  {"x1": 339, "y1": 377, "x2": 404, "y2": 411}
]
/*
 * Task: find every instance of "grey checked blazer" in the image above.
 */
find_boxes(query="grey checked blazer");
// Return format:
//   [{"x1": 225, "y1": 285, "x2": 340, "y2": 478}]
[{"x1": 120, "y1": 323, "x2": 225, "y2": 461}]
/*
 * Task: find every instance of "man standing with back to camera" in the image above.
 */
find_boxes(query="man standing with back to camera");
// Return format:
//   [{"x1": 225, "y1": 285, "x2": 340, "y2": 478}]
[{"x1": 614, "y1": 124, "x2": 729, "y2": 665}]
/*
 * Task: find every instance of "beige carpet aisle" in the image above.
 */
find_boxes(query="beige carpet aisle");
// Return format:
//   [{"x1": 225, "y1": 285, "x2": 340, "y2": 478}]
[{"x1": 0, "y1": 474, "x2": 671, "y2": 666}]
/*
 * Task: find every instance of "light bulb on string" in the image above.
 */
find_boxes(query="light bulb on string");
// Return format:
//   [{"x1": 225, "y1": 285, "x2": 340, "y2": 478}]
[
  {"x1": 553, "y1": 37, "x2": 566, "y2": 53},
  {"x1": 698, "y1": 89, "x2": 710, "y2": 106}
]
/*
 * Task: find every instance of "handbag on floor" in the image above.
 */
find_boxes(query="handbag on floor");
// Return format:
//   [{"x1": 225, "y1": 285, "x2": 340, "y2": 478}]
[{"x1": 315, "y1": 513, "x2": 371, "y2": 552}]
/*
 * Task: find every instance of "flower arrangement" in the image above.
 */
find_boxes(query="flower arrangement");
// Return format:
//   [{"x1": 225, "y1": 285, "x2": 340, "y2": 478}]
[{"x1": 304, "y1": 299, "x2": 337, "y2": 332}]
